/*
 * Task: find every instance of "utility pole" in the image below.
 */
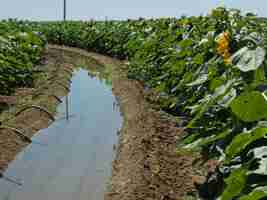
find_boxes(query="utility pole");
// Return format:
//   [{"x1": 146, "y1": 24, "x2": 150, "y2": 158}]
[{"x1": 63, "y1": 0, "x2": 66, "y2": 21}]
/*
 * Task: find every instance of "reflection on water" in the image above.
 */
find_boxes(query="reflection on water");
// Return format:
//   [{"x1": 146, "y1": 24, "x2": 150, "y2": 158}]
[
  {"x1": 86, "y1": 64, "x2": 113, "y2": 88},
  {"x1": 0, "y1": 68, "x2": 122, "y2": 200}
]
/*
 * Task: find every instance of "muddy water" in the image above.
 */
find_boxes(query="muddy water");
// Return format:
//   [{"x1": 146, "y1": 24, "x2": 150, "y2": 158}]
[{"x1": 0, "y1": 68, "x2": 122, "y2": 200}]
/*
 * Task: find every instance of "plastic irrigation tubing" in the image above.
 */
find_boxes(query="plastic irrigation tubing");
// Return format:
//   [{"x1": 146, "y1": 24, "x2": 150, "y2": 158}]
[
  {"x1": 59, "y1": 77, "x2": 72, "y2": 85},
  {"x1": 64, "y1": 78, "x2": 72, "y2": 84},
  {"x1": 47, "y1": 76, "x2": 72, "y2": 84},
  {"x1": 47, "y1": 72, "x2": 72, "y2": 82},
  {"x1": 61, "y1": 69, "x2": 73, "y2": 76},
  {"x1": 57, "y1": 79, "x2": 72, "y2": 87},
  {"x1": 33, "y1": 92, "x2": 63, "y2": 103},
  {"x1": 0, "y1": 172, "x2": 22, "y2": 186},
  {"x1": 47, "y1": 74, "x2": 60, "y2": 82},
  {"x1": 63, "y1": 65, "x2": 74, "y2": 71},
  {"x1": 52, "y1": 81, "x2": 70, "y2": 92},
  {"x1": 0, "y1": 126, "x2": 32, "y2": 143},
  {"x1": 15, "y1": 105, "x2": 55, "y2": 121}
]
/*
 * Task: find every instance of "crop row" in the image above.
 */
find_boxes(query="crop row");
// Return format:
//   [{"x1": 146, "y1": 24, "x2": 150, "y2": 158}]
[
  {"x1": 0, "y1": 19, "x2": 45, "y2": 95},
  {"x1": 3, "y1": 7, "x2": 267, "y2": 199}
]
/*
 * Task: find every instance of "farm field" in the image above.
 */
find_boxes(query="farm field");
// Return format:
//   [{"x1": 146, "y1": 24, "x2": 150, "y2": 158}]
[{"x1": 1, "y1": 7, "x2": 267, "y2": 200}]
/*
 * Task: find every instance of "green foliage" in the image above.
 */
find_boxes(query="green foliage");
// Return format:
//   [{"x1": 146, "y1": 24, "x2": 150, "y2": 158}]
[
  {"x1": 28, "y1": 10, "x2": 267, "y2": 199},
  {"x1": 221, "y1": 168, "x2": 247, "y2": 200},
  {"x1": 0, "y1": 19, "x2": 46, "y2": 94},
  {"x1": 239, "y1": 190, "x2": 267, "y2": 200},
  {"x1": 231, "y1": 46, "x2": 266, "y2": 72},
  {"x1": 230, "y1": 91, "x2": 267, "y2": 122},
  {"x1": 4, "y1": 6, "x2": 267, "y2": 200},
  {"x1": 225, "y1": 127, "x2": 267, "y2": 163}
]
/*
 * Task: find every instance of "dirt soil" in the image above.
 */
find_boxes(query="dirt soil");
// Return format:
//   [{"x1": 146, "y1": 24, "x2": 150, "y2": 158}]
[
  {"x1": 50, "y1": 45, "x2": 201, "y2": 200},
  {"x1": 0, "y1": 44, "x2": 202, "y2": 200}
]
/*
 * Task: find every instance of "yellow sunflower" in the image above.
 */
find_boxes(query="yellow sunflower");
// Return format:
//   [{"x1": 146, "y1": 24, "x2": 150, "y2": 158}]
[{"x1": 216, "y1": 32, "x2": 231, "y2": 65}]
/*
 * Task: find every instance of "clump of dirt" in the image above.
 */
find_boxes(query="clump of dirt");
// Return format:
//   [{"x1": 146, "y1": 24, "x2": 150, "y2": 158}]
[{"x1": 52, "y1": 45, "x2": 201, "y2": 200}]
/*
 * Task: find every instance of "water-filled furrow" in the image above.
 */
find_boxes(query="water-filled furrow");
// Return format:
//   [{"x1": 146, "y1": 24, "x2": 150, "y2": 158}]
[{"x1": 0, "y1": 68, "x2": 122, "y2": 200}]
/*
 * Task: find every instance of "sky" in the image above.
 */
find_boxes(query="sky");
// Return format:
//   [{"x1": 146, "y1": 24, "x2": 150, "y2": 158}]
[{"x1": 0, "y1": 0, "x2": 266, "y2": 21}]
